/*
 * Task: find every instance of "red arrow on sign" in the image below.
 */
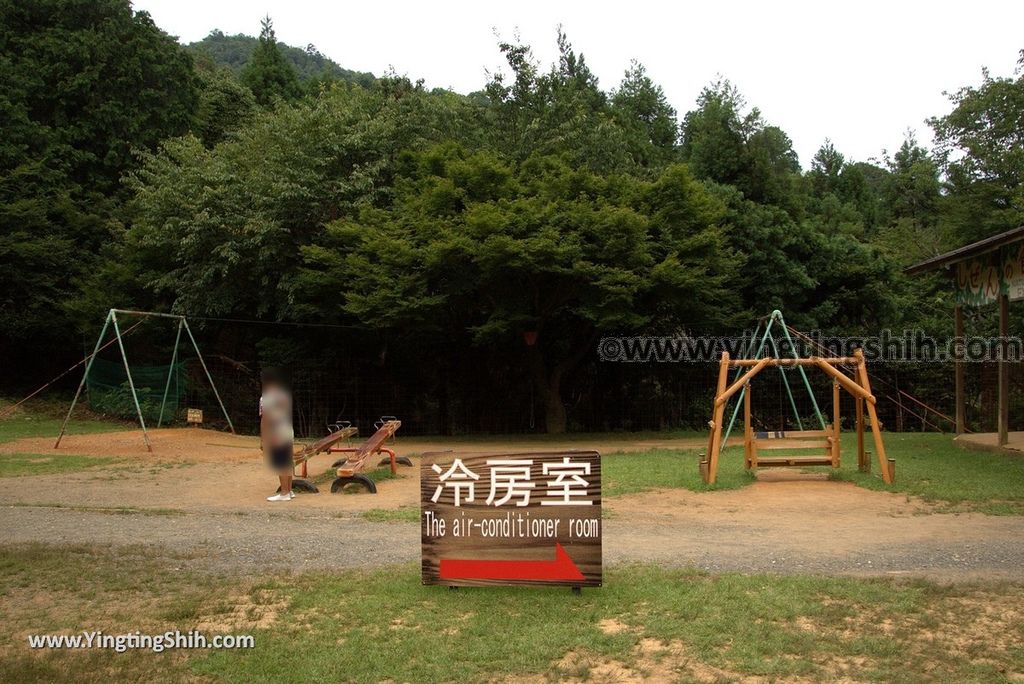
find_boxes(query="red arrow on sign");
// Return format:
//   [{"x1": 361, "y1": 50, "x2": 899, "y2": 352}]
[{"x1": 439, "y1": 543, "x2": 585, "y2": 582}]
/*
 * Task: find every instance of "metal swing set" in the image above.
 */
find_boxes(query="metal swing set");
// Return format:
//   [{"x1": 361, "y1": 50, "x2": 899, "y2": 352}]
[
  {"x1": 55, "y1": 309, "x2": 234, "y2": 452},
  {"x1": 700, "y1": 311, "x2": 894, "y2": 485}
]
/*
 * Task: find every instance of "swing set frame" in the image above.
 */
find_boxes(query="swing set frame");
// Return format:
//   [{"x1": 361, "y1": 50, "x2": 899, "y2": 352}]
[
  {"x1": 700, "y1": 312, "x2": 893, "y2": 485},
  {"x1": 55, "y1": 309, "x2": 234, "y2": 452}
]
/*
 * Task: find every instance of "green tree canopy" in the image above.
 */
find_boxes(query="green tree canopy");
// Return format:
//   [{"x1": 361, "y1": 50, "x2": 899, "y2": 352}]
[
  {"x1": 240, "y1": 17, "x2": 302, "y2": 106},
  {"x1": 293, "y1": 146, "x2": 739, "y2": 432},
  {"x1": 930, "y1": 53, "x2": 1024, "y2": 241},
  {"x1": 124, "y1": 78, "x2": 481, "y2": 319},
  {"x1": 0, "y1": 0, "x2": 196, "y2": 356}
]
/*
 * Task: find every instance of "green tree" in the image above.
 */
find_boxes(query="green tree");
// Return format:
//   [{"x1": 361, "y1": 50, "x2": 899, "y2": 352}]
[
  {"x1": 709, "y1": 183, "x2": 813, "y2": 314},
  {"x1": 193, "y1": 64, "x2": 257, "y2": 147},
  {"x1": 125, "y1": 79, "x2": 480, "y2": 319},
  {"x1": 0, "y1": 0, "x2": 196, "y2": 194},
  {"x1": 611, "y1": 61, "x2": 679, "y2": 168},
  {"x1": 681, "y1": 80, "x2": 802, "y2": 208},
  {"x1": 885, "y1": 134, "x2": 940, "y2": 223},
  {"x1": 483, "y1": 31, "x2": 639, "y2": 174},
  {"x1": 681, "y1": 80, "x2": 750, "y2": 188},
  {"x1": 808, "y1": 140, "x2": 846, "y2": 196},
  {"x1": 745, "y1": 125, "x2": 802, "y2": 210},
  {"x1": 0, "y1": 0, "x2": 196, "y2": 368},
  {"x1": 930, "y1": 52, "x2": 1024, "y2": 242},
  {"x1": 298, "y1": 147, "x2": 739, "y2": 433},
  {"x1": 240, "y1": 17, "x2": 302, "y2": 106}
]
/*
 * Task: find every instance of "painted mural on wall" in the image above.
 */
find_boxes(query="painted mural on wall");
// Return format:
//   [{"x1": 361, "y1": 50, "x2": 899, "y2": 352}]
[{"x1": 955, "y1": 243, "x2": 1024, "y2": 305}]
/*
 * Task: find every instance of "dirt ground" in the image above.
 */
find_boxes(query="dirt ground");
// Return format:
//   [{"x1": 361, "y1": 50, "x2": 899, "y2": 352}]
[
  {"x1": 3, "y1": 427, "x2": 1024, "y2": 581},
  {"x1": 3, "y1": 428, "x2": 712, "y2": 513}
]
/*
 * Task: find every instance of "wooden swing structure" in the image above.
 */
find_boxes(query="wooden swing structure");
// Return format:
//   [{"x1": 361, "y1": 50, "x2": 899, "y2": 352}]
[{"x1": 700, "y1": 313, "x2": 893, "y2": 485}]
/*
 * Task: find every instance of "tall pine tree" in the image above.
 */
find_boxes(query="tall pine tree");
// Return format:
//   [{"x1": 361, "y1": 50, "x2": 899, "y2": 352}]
[{"x1": 240, "y1": 16, "x2": 301, "y2": 106}]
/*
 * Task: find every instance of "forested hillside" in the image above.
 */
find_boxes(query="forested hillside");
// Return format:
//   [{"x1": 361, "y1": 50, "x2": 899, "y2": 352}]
[
  {"x1": 2, "y1": 0, "x2": 1021, "y2": 433},
  {"x1": 187, "y1": 27, "x2": 375, "y2": 87}
]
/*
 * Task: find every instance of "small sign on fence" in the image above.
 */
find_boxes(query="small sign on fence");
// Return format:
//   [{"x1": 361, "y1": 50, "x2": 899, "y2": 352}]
[
  {"x1": 186, "y1": 408, "x2": 203, "y2": 424},
  {"x1": 421, "y1": 451, "x2": 602, "y2": 588}
]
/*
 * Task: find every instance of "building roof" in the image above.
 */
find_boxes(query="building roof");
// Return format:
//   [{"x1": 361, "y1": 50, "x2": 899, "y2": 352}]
[{"x1": 905, "y1": 226, "x2": 1024, "y2": 275}]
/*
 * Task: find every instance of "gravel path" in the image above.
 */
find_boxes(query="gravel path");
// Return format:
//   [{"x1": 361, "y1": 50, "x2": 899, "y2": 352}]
[
  {"x1": 4, "y1": 504, "x2": 1024, "y2": 581},
  {"x1": 4, "y1": 428, "x2": 1023, "y2": 582}
]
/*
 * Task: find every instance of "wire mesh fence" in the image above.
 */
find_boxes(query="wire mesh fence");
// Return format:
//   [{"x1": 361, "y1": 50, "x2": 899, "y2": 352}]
[{"x1": 60, "y1": 313, "x2": 1022, "y2": 440}]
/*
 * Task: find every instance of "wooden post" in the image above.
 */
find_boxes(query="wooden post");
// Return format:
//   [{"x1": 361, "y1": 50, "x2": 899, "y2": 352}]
[
  {"x1": 998, "y1": 294, "x2": 1009, "y2": 446},
  {"x1": 832, "y1": 380, "x2": 841, "y2": 467},
  {"x1": 854, "y1": 349, "x2": 892, "y2": 483},
  {"x1": 715, "y1": 357, "x2": 770, "y2": 407},
  {"x1": 954, "y1": 304, "x2": 966, "y2": 436},
  {"x1": 706, "y1": 352, "x2": 731, "y2": 484},
  {"x1": 815, "y1": 359, "x2": 871, "y2": 401},
  {"x1": 856, "y1": 397, "x2": 867, "y2": 472},
  {"x1": 744, "y1": 380, "x2": 753, "y2": 469}
]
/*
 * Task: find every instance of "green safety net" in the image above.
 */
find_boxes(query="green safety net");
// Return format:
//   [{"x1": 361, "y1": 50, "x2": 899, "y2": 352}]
[{"x1": 86, "y1": 357, "x2": 187, "y2": 423}]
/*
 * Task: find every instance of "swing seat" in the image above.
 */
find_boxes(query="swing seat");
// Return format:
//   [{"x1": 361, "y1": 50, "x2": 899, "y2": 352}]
[{"x1": 747, "y1": 429, "x2": 838, "y2": 469}]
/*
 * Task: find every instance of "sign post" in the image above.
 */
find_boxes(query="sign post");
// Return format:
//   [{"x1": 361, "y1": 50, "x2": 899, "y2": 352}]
[{"x1": 421, "y1": 451, "x2": 602, "y2": 590}]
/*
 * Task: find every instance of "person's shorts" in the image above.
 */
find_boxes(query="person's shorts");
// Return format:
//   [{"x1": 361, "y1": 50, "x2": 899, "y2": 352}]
[{"x1": 268, "y1": 443, "x2": 294, "y2": 471}]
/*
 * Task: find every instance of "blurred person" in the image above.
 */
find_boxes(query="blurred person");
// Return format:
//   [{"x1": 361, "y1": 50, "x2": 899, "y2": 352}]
[{"x1": 260, "y1": 368, "x2": 294, "y2": 502}]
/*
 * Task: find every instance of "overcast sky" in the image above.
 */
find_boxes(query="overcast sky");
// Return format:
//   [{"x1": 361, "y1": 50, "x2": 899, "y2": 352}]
[{"x1": 135, "y1": 0, "x2": 1023, "y2": 168}]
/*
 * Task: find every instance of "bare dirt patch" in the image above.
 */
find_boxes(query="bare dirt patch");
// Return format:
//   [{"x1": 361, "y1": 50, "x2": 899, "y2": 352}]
[
  {"x1": 546, "y1": 638, "x2": 770, "y2": 684},
  {"x1": 597, "y1": 618, "x2": 634, "y2": 635},
  {"x1": 0, "y1": 427, "x2": 706, "y2": 514},
  {"x1": 195, "y1": 588, "x2": 288, "y2": 632}
]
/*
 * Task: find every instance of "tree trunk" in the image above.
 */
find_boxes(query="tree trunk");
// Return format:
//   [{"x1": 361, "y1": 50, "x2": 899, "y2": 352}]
[
  {"x1": 544, "y1": 373, "x2": 567, "y2": 434},
  {"x1": 527, "y1": 329, "x2": 597, "y2": 435},
  {"x1": 438, "y1": 361, "x2": 450, "y2": 436},
  {"x1": 529, "y1": 346, "x2": 567, "y2": 434}
]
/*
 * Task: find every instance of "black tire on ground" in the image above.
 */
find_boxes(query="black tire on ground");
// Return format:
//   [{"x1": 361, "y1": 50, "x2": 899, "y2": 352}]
[
  {"x1": 330, "y1": 458, "x2": 347, "y2": 468},
  {"x1": 378, "y1": 455, "x2": 414, "y2": 467},
  {"x1": 331, "y1": 475, "x2": 377, "y2": 494},
  {"x1": 291, "y1": 479, "x2": 319, "y2": 494},
  {"x1": 276, "y1": 479, "x2": 320, "y2": 494}
]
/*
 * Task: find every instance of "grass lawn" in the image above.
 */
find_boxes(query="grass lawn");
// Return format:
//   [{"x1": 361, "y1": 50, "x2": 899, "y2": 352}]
[
  {"x1": 0, "y1": 401, "x2": 128, "y2": 477},
  {"x1": 610, "y1": 432, "x2": 1024, "y2": 515},
  {"x1": 828, "y1": 432, "x2": 1024, "y2": 515},
  {"x1": 0, "y1": 398, "x2": 128, "y2": 445},
  {"x1": 0, "y1": 453, "x2": 121, "y2": 478},
  {"x1": 362, "y1": 506, "x2": 420, "y2": 522},
  {"x1": 0, "y1": 416, "x2": 127, "y2": 445},
  {"x1": 602, "y1": 448, "x2": 749, "y2": 496},
  {"x1": 1, "y1": 544, "x2": 1022, "y2": 683}
]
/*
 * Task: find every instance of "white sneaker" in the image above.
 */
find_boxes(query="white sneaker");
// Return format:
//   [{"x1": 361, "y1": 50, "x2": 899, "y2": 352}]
[
  {"x1": 288, "y1": 491, "x2": 296, "y2": 499},
  {"x1": 266, "y1": 493, "x2": 290, "y2": 502}
]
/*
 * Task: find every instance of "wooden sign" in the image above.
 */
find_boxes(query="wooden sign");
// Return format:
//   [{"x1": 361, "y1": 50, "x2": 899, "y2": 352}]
[
  {"x1": 186, "y1": 408, "x2": 203, "y2": 424},
  {"x1": 955, "y1": 243, "x2": 1024, "y2": 305},
  {"x1": 421, "y1": 451, "x2": 602, "y2": 588}
]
